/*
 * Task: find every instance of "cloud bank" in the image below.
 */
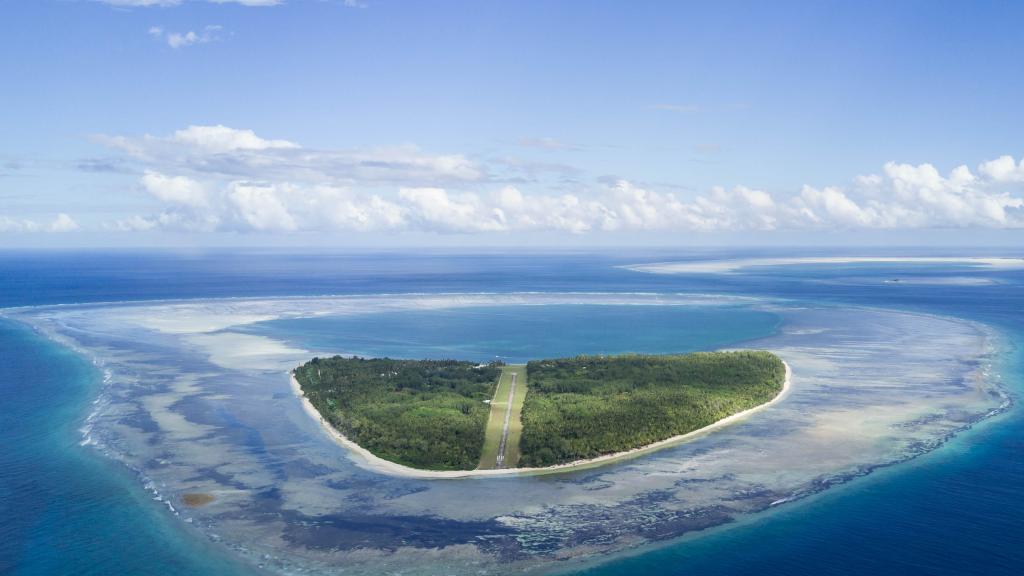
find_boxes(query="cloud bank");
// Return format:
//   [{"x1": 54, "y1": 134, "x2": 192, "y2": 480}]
[{"x1": 87, "y1": 125, "x2": 1024, "y2": 236}]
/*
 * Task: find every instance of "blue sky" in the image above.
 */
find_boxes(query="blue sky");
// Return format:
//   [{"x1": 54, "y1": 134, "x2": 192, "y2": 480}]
[{"x1": 2, "y1": 0, "x2": 1023, "y2": 247}]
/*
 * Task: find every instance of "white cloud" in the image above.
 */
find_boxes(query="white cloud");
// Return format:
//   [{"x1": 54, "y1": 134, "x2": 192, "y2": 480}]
[
  {"x1": 170, "y1": 125, "x2": 297, "y2": 153},
  {"x1": 48, "y1": 213, "x2": 80, "y2": 232},
  {"x1": 93, "y1": 124, "x2": 1024, "y2": 235},
  {"x1": 98, "y1": 125, "x2": 482, "y2": 184},
  {"x1": 141, "y1": 170, "x2": 208, "y2": 207},
  {"x1": 305, "y1": 185, "x2": 405, "y2": 231},
  {"x1": 978, "y1": 155, "x2": 1024, "y2": 182},
  {"x1": 0, "y1": 216, "x2": 39, "y2": 233},
  {"x1": 109, "y1": 215, "x2": 159, "y2": 232},
  {"x1": 0, "y1": 213, "x2": 79, "y2": 233},
  {"x1": 398, "y1": 187, "x2": 506, "y2": 233},
  {"x1": 794, "y1": 185, "x2": 878, "y2": 227},
  {"x1": 108, "y1": 156, "x2": 1024, "y2": 235},
  {"x1": 148, "y1": 25, "x2": 223, "y2": 49},
  {"x1": 492, "y1": 186, "x2": 602, "y2": 233},
  {"x1": 110, "y1": 210, "x2": 220, "y2": 233},
  {"x1": 874, "y1": 161, "x2": 1023, "y2": 227},
  {"x1": 226, "y1": 183, "x2": 298, "y2": 231}
]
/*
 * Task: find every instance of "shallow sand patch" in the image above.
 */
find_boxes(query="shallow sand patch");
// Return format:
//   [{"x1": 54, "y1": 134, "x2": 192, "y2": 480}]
[{"x1": 182, "y1": 493, "x2": 215, "y2": 507}]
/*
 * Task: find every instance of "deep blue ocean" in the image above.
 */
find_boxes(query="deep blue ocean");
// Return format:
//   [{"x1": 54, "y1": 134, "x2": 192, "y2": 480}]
[{"x1": 1, "y1": 248, "x2": 1022, "y2": 575}]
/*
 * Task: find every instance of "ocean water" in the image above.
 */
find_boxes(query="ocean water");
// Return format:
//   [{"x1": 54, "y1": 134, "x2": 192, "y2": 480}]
[
  {"x1": 0, "y1": 318, "x2": 253, "y2": 576},
  {"x1": 0, "y1": 249, "x2": 1021, "y2": 575}
]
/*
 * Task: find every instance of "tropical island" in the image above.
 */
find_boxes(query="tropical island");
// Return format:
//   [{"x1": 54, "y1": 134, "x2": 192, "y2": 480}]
[{"x1": 292, "y1": 351, "x2": 787, "y2": 473}]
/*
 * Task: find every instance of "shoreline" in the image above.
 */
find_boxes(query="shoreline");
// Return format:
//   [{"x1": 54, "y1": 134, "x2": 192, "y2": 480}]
[{"x1": 290, "y1": 360, "x2": 793, "y2": 479}]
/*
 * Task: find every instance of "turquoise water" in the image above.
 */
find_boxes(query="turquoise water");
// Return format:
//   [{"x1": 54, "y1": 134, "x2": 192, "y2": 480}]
[
  {"x1": 581, "y1": 340, "x2": 1024, "y2": 576},
  {"x1": 0, "y1": 320, "x2": 253, "y2": 575},
  {"x1": 239, "y1": 305, "x2": 781, "y2": 363},
  {"x1": 1, "y1": 250, "x2": 1022, "y2": 575}
]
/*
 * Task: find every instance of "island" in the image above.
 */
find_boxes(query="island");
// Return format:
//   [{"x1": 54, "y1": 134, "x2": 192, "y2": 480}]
[{"x1": 292, "y1": 351, "x2": 787, "y2": 473}]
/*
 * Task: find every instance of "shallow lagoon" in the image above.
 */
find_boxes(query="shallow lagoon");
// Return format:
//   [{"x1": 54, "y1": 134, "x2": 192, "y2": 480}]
[
  {"x1": 6, "y1": 292, "x2": 1006, "y2": 575},
  {"x1": 237, "y1": 303, "x2": 782, "y2": 363}
]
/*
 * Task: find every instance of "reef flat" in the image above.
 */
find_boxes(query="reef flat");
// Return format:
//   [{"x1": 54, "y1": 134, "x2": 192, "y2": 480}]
[{"x1": 4, "y1": 294, "x2": 1006, "y2": 575}]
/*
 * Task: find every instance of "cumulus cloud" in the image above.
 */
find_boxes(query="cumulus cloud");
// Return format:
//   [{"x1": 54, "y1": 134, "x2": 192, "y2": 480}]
[
  {"x1": 94, "y1": 124, "x2": 1024, "y2": 235},
  {"x1": 306, "y1": 186, "x2": 405, "y2": 231},
  {"x1": 141, "y1": 170, "x2": 208, "y2": 207},
  {"x1": 398, "y1": 187, "x2": 506, "y2": 233},
  {"x1": 226, "y1": 182, "x2": 298, "y2": 231},
  {"x1": 116, "y1": 175, "x2": 407, "y2": 234},
  {"x1": 48, "y1": 213, "x2": 81, "y2": 232},
  {"x1": 978, "y1": 155, "x2": 1024, "y2": 182},
  {"x1": 0, "y1": 213, "x2": 79, "y2": 233}
]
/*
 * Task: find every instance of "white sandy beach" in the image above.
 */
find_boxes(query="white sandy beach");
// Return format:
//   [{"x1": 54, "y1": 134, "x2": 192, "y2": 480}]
[{"x1": 291, "y1": 360, "x2": 792, "y2": 479}]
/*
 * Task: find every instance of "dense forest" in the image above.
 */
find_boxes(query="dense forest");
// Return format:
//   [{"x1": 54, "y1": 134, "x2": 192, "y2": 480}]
[
  {"x1": 293, "y1": 357, "x2": 501, "y2": 470},
  {"x1": 295, "y1": 351, "x2": 784, "y2": 471},
  {"x1": 519, "y1": 351, "x2": 785, "y2": 467}
]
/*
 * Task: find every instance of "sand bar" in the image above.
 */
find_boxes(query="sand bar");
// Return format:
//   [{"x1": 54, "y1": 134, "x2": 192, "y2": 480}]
[{"x1": 626, "y1": 256, "x2": 1024, "y2": 275}]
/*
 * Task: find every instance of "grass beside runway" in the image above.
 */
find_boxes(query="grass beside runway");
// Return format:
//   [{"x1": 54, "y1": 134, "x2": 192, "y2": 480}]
[{"x1": 477, "y1": 365, "x2": 527, "y2": 469}]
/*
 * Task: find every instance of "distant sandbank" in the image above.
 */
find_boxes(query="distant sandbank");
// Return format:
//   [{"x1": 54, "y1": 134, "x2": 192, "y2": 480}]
[{"x1": 626, "y1": 256, "x2": 1024, "y2": 275}]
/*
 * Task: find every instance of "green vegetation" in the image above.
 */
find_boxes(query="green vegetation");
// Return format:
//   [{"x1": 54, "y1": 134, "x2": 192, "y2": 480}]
[
  {"x1": 295, "y1": 351, "x2": 784, "y2": 472},
  {"x1": 293, "y1": 357, "x2": 501, "y2": 470},
  {"x1": 477, "y1": 365, "x2": 528, "y2": 469},
  {"x1": 519, "y1": 351, "x2": 785, "y2": 467}
]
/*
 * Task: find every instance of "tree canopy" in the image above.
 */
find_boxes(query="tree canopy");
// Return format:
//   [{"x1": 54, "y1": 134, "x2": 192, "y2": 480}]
[
  {"x1": 294, "y1": 357, "x2": 501, "y2": 470},
  {"x1": 294, "y1": 351, "x2": 785, "y2": 471},
  {"x1": 519, "y1": 351, "x2": 785, "y2": 467}
]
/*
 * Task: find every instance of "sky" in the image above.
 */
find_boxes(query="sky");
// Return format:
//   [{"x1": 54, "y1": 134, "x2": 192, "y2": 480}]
[{"x1": 1, "y1": 0, "x2": 1023, "y2": 248}]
